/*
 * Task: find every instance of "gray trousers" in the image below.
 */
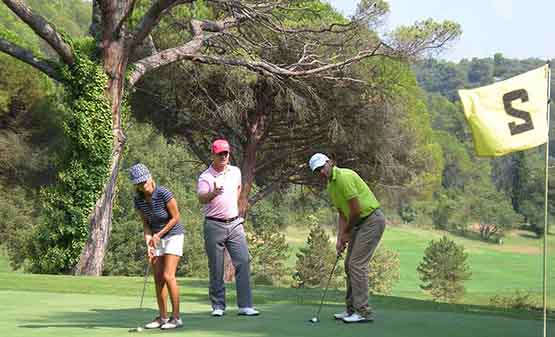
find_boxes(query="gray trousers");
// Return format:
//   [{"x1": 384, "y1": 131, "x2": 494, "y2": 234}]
[
  {"x1": 345, "y1": 209, "x2": 386, "y2": 317},
  {"x1": 203, "y1": 218, "x2": 253, "y2": 310}
]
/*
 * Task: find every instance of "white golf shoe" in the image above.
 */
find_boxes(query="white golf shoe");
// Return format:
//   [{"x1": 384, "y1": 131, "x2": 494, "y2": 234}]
[
  {"x1": 333, "y1": 311, "x2": 351, "y2": 320},
  {"x1": 144, "y1": 317, "x2": 168, "y2": 329},
  {"x1": 237, "y1": 307, "x2": 260, "y2": 316},
  {"x1": 161, "y1": 317, "x2": 183, "y2": 330},
  {"x1": 211, "y1": 308, "x2": 225, "y2": 317},
  {"x1": 342, "y1": 312, "x2": 372, "y2": 323}
]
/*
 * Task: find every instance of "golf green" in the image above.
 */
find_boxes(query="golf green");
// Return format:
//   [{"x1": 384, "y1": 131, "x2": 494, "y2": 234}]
[{"x1": 1, "y1": 289, "x2": 550, "y2": 337}]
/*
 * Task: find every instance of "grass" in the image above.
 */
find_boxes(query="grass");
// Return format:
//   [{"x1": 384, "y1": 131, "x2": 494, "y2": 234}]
[
  {"x1": 285, "y1": 224, "x2": 555, "y2": 306},
  {"x1": 2, "y1": 225, "x2": 555, "y2": 336},
  {"x1": 1, "y1": 275, "x2": 553, "y2": 337}
]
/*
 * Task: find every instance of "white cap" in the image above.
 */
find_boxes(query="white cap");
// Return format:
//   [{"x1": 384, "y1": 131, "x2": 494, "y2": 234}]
[{"x1": 309, "y1": 153, "x2": 330, "y2": 171}]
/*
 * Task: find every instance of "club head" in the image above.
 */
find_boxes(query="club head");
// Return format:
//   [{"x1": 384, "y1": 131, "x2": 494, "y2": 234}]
[{"x1": 309, "y1": 317, "x2": 319, "y2": 323}]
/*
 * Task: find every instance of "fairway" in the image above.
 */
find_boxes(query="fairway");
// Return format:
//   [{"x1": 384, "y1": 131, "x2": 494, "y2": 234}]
[{"x1": 1, "y1": 289, "x2": 550, "y2": 337}]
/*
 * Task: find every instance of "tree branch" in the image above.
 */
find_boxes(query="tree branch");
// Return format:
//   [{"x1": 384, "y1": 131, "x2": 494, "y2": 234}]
[
  {"x1": 130, "y1": 0, "x2": 192, "y2": 49},
  {"x1": 129, "y1": 34, "x2": 206, "y2": 85},
  {"x1": 115, "y1": 0, "x2": 139, "y2": 36},
  {"x1": 2, "y1": 0, "x2": 74, "y2": 65},
  {"x1": 0, "y1": 38, "x2": 62, "y2": 81},
  {"x1": 248, "y1": 181, "x2": 281, "y2": 206}
]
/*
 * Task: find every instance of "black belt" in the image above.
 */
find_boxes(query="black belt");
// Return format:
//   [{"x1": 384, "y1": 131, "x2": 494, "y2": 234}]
[
  {"x1": 205, "y1": 216, "x2": 239, "y2": 223},
  {"x1": 356, "y1": 208, "x2": 380, "y2": 226}
]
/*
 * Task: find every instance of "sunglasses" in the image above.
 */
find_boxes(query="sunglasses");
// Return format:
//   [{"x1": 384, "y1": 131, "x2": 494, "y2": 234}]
[{"x1": 216, "y1": 151, "x2": 230, "y2": 157}]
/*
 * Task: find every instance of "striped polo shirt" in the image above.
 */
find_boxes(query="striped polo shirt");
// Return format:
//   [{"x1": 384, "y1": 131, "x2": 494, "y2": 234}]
[{"x1": 134, "y1": 186, "x2": 184, "y2": 238}]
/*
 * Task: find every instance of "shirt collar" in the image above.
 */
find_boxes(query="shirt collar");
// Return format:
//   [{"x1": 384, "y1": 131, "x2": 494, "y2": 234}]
[
  {"x1": 209, "y1": 164, "x2": 229, "y2": 176},
  {"x1": 329, "y1": 166, "x2": 338, "y2": 182}
]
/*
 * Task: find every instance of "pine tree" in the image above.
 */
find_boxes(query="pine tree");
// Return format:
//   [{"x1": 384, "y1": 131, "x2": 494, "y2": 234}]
[
  {"x1": 294, "y1": 222, "x2": 340, "y2": 288},
  {"x1": 417, "y1": 236, "x2": 471, "y2": 302}
]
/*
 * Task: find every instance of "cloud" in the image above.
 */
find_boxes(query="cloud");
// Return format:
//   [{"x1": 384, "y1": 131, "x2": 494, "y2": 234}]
[{"x1": 490, "y1": 0, "x2": 514, "y2": 20}]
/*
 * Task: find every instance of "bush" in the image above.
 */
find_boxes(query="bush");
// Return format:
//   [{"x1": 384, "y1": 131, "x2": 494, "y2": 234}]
[
  {"x1": 368, "y1": 247, "x2": 400, "y2": 295},
  {"x1": 293, "y1": 220, "x2": 341, "y2": 288},
  {"x1": 102, "y1": 220, "x2": 146, "y2": 276},
  {"x1": 0, "y1": 185, "x2": 40, "y2": 271},
  {"x1": 417, "y1": 235, "x2": 471, "y2": 302},
  {"x1": 399, "y1": 205, "x2": 416, "y2": 224},
  {"x1": 489, "y1": 290, "x2": 538, "y2": 311},
  {"x1": 247, "y1": 225, "x2": 290, "y2": 285}
]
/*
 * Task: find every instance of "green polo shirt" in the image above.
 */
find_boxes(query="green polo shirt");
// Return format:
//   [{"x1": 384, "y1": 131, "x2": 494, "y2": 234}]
[{"x1": 326, "y1": 166, "x2": 380, "y2": 220}]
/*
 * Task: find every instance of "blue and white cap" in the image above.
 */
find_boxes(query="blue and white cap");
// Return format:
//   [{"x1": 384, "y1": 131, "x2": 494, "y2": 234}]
[
  {"x1": 129, "y1": 163, "x2": 151, "y2": 184},
  {"x1": 309, "y1": 153, "x2": 330, "y2": 171}
]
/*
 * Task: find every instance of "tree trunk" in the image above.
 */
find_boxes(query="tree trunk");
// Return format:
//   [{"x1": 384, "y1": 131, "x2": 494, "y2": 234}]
[
  {"x1": 75, "y1": 18, "x2": 128, "y2": 274},
  {"x1": 75, "y1": 146, "x2": 124, "y2": 275},
  {"x1": 239, "y1": 139, "x2": 258, "y2": 217},
  {"x1": 222, "y1": 140, "x2": 258, "y2": 283}
]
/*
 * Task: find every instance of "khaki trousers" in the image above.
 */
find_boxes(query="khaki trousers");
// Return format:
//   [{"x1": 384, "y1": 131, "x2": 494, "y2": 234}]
[{"x1": 344, "y1": 209, "x2": 386, "y2": 317}]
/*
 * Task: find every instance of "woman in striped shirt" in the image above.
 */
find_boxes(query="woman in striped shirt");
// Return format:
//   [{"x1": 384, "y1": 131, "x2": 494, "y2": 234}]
[{"x1": 129, "y1": 163, "x2": 185, "y2": 330}]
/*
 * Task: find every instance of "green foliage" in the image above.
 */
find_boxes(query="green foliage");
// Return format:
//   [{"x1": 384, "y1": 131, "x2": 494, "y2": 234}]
[
  {"x1": 489, "y1": 290, "x2": 538, "y2": 311},
  {"x1": 0, "y1": 185, "x2": 40, "y2": 270},
  {"x1": 414, "y1": 59, "x2": 466, "y2": 101},
  {"x1": 247, "y1": 227, "x2": 290, "y2": 285},
  {"x1": 417, "y1": 236, "x2": 471, "y2": 302},
  {"x1": 510, "y1": 152, "x2": 554, "y2": 237},
  {"x1": 101, "y1": 220, "x2": 147, "y2": 276},
  {"x1": 464, "y1": 183, "x2": 523, "y2": 241},
  {"x1": 26, "y1": 37, "x2": 113, "y2": 273},
  {"x1": 391, "y1": 19, "x2": 461, "y2": 54},
  {"x1": 399, "y1": 204, "x2": 416, "y2": 224},
  {"x1": 293, "y1": 219, "x2": 341, "y2": 288},
  {"x1": 246, "y1": 201, "x2": 290, "y2": 285},
  {"x1": 467, "y1": 58, "x2": 493, "y2": 85},
  {"x1": 0, "y1": 5, "x2": 51, "y2": 114},
  {"x1": 368, "y1": 246, "x2": 400, "y2": 295},
  {"x1": 277, "y1": 0, "x2": 347, "y2": 27}
]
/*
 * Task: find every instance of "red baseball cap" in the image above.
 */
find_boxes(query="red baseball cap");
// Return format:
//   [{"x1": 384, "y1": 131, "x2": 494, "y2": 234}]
[{"x1": 211, "y1": 139, "x2": 230, "y2": 154}]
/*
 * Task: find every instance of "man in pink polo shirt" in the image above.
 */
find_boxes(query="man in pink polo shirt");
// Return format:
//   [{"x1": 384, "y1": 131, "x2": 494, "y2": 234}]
[{"x1": 197, "y1": 139, "x2": 259, "y2": 317}]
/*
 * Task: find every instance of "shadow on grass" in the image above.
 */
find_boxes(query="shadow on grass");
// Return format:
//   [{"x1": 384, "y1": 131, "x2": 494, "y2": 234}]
[
  {"x1": 17, "y1": 301, "x2": 555, "y2": 337},
  {"x1": 181, "y1": 279, "x2": 555, "y2": 321},
  {"x1": 10, "y1": 277, "x2": 555, "y2": 337}
]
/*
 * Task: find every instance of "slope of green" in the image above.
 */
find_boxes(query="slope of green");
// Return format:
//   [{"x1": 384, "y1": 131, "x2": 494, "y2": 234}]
[{"x1": 286, "y1": 225, "x2": 555, "y2": 305}]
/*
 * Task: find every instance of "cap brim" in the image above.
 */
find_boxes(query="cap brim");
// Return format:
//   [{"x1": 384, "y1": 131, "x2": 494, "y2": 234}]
[
  {"x1": 311, "y1": 164, "x2": 325, "y2": 172},
  {"x1": 132, "y1": 175, "x2": 150, "y2": 184}
]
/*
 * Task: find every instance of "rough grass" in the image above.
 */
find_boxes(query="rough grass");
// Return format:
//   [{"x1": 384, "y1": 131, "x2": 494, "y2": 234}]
[{"x1": 285, "y1": 224, "x2": 555, "y2": 306}]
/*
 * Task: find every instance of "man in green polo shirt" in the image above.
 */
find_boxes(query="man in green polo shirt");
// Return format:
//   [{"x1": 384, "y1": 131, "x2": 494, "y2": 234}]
[{"x1": 308, "y1": 153, "x2": 386, "y2": 323}]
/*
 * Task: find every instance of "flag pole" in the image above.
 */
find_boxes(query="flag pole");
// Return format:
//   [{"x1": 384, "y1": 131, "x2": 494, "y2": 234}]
[{"x1": 543, "y1": 60, "x2": 551, "y2": 337}]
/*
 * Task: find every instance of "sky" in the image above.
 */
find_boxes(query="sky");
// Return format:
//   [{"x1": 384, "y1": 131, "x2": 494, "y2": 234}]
[{"x1": 326, "y1": 0, "x2": 555, "y2": 62}]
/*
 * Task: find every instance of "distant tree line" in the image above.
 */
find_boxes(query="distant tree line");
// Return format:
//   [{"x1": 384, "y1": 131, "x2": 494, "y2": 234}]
[{"x1": 406, "y1": 54, "x2": 555, "y2": 239}]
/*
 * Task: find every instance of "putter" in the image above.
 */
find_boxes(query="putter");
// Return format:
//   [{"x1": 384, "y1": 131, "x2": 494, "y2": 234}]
[
  {"x1": 128, "y1": 263, "x2": 150, "y2": 333},
  {"x1": 309, "y1": 254, "x2": 341, "y2": 324}
]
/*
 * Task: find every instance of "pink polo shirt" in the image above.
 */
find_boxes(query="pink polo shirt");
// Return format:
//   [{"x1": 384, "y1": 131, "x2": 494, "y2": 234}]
[{"x1": 197, "y1": 164, "x2": 241, "y2": 219}]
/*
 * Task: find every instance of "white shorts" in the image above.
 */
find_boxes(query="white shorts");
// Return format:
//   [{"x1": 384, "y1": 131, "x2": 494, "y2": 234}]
[{"x1": 154, "y1": 234, "x2": 184, "y2": 257}]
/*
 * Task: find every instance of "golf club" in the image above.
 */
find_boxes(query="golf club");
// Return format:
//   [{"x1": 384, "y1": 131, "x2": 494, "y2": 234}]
[
  {"x1": 128, "y1": 262, "x2": 150, "y2": 333},
  {"x1": 308, "y1": 254, "x2": 341, "y2": 324}
]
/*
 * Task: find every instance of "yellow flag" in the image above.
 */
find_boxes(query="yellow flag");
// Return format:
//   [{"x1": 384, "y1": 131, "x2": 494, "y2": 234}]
[{"x1": 458, "y1": 65, "x2": 549, "y2": 156}]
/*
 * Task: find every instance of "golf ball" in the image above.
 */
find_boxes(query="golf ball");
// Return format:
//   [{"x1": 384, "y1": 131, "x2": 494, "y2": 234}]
[
  {"x1": 310, "y1": 317, "x2": 318, "y2": 323},
  {"x1": 137, "y1": 327, "x2": 143, "y2": 332}
]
